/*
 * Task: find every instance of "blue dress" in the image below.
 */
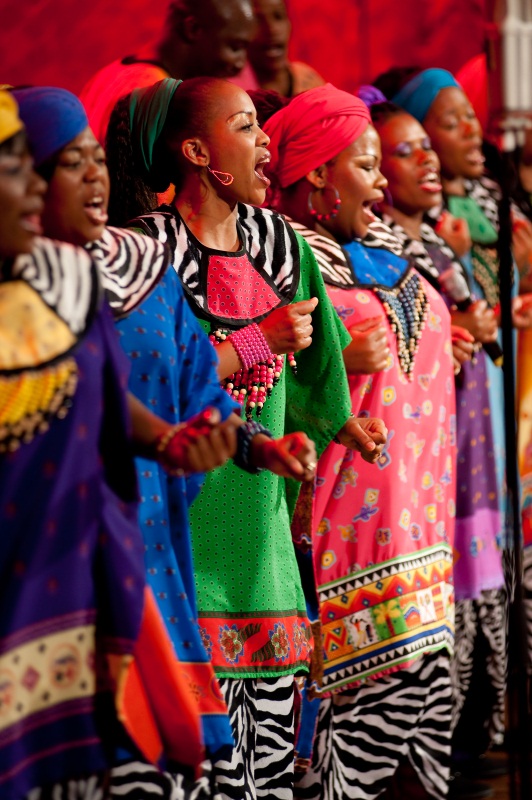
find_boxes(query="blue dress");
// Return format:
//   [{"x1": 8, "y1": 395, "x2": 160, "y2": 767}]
[{"x1": 116, "y1": 267, "x2": 237, "y2": 757}]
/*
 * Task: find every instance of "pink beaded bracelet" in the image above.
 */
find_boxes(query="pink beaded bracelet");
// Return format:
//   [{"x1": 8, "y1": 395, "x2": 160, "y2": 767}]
[{"x1": 228, "y1": 323, "x2": 274, "y2": 369}]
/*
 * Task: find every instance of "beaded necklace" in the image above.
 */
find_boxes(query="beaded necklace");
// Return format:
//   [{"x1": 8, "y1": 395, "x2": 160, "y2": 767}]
[
  {"x1": 342, "y1": 240, "x2": 429, "y2": 380},
  {"x1": 209, "y1": 328, "x2": 297, "y2": 419},
  {"x1": 374, "y1": 271, "x2": 429, "y2": 379}
]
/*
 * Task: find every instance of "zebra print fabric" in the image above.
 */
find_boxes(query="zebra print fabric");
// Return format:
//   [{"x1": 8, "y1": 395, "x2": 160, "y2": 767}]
[
  {"x1": 294, "y1": 653, "x2": 452, "y2": 800},
  {"x1": 286, "y1": 218, "x2": 403, "y2": 289},
  {"x1": 451, "y1": 589, "x2": 507, "y2": 751},
  {"x1": 210, "y1": 676, "x2": 295, "y2": 800},
  {"x1": 129, "y1": 204, "x2": 300, "y2": 325},
  {"x1": 26, "y1": 761, "x2": 220, "y2": 799},
  {"x1": 12, "y1": 236, "x2": 100, "y2": 336},
  {"x1": 86, "y1": 227, "x2": 171, "y2": 320}
]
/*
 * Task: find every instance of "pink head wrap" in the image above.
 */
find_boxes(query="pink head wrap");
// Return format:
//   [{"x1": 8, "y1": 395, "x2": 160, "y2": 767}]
[{"x1": 263, "y1": 83, "x2": 371, "y2": 188}]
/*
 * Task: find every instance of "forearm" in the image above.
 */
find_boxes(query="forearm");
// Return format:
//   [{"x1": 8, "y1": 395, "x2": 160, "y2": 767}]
[
  {"x1": 127, "y1": 392, "x2": 169, "y2": 458},
  {"x1": 214, "y1": 340, "x2": 243, "y2": 380}
]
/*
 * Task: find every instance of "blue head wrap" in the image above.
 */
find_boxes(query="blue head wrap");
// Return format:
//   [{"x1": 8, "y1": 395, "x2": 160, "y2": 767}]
[
  {"x1": 391, "y1": 68, "x2": 460, "y2": 123},
  {"x1": 128, "y1": 78, "x2": 182, "y2": 176},
  {"x1": 11, "y1": 87, "x2": 89, "y2": 167}
]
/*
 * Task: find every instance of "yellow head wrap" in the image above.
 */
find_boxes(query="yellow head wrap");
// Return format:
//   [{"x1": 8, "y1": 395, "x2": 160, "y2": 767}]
[{"x1": 0, "y1": 90, "x2": 23, "y2": 146}]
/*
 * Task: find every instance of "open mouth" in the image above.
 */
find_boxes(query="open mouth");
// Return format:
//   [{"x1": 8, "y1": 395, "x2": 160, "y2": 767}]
[
  {"x1": 84, "y1": 196, "x2": 108, "y2": 226},
  {"x1": 263, "y1": 44, "x2": 286, "y2": 59},
  {"x1": 20, "y1": 213, "x2": 43, "y2": 235},
  {"x1": 254, "y1": 155, "x2": 271, "y2": 187},
  {"x1": 419, "y1": 170, "x2": 442, "y2": 192},
  {"x1": 464, "y1": 146, "x2": 485, "y2": 167},
  {"x1": 361, "y1": 198, "x2": 380, "y2": 224}
]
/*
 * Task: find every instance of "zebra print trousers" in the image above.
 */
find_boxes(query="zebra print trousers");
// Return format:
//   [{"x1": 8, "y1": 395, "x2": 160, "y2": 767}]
[
  {"x1": 26, "y1": 761, "x2": 217, "y2": 800},
  {"x1": 451, "y1": 589, "x2": 507, "y2": 754},
  {"x1": 294, "y1": 652, "x2": 452, "y2": 800},
  {"x1": 26, "y1": 676, "x2": 296, "y2": 800},
  {"x1": 210, "y1": 675, "x2": 296, "y2": 800}
]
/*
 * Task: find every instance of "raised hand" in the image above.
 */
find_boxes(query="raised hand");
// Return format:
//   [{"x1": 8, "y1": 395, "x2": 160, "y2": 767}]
[
  {"x1": 344, "y1": 315, "x2": 390, "y2": 374},
  {"x1": 335, "y1": 416, "x2": 388, "y2": 464},
  {"x1": 259, "y1": 297, "x2": 319, "y2": 354},
  {"x1": 512, "y1": 293, "x2": 532, "y2": 329},
  {"x1": 451, "y1": 325, "x2": 475, "y2": 374},
  {"x1": 435, "y1": 211, "x2": 472, "y2": 257}
]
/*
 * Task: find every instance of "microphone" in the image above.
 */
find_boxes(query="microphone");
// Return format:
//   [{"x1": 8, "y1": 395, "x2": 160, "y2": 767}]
[{"x1": 438, "y1": 266, "x2": 503, "y2": 366}]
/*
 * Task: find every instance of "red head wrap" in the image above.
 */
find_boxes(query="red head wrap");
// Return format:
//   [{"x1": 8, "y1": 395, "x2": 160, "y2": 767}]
[{"x1": 263, "y1": 83, "x2": 371, "y2": 188}]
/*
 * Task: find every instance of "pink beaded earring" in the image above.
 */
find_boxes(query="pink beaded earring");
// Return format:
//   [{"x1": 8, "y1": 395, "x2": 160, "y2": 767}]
[
  {"x1": 207, "y1": 165, "x2": 234, "y2": 186},
  {"x1": 307, "y1": 183, "x2": 341, "y2": 222}
]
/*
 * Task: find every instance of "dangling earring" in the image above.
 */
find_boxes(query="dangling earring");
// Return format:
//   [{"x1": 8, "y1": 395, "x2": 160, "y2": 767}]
[
  {"x1": 207, "y1": 165, "x2": 234, "y2": 186},
  {"x1": 307, "y1": 184, "x2": 341, "y2": 222}
]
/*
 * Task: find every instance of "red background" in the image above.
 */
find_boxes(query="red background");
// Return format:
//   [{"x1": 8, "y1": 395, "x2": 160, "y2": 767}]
[{"x1": 1, "y1": 0, "x2": 486, "y2": 96}]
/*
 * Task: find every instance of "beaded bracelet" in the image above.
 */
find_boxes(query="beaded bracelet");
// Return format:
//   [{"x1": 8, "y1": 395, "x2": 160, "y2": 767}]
[
  {"x1": 155, "y1": 422, "x2": 186, "y2": 476},
  {"x1": 234, "y1": 419, "x2": 273, "y2": 474},
  {"x1": 228, "y1": 323, "x2": 273, "y2": 370}
]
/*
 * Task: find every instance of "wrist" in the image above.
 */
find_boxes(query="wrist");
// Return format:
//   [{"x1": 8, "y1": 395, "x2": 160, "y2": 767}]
[
  {"x1": 154, "y1": 423, "x2": 186, "y2": 475},
  {"x1": 250, "y1": 434, "x2": 274, "y2": 470},
  {"x1": 333, "y1": 412, "x2": 355, "y2": 445},
  {"x1": 234, "y1": 420, "x2": 274, "y2": 473}
]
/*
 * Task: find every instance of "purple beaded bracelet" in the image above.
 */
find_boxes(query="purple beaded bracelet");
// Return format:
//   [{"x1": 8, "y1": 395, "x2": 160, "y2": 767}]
[{"x1": 228, "y1": 323, "x2": 274, "y2": 369}]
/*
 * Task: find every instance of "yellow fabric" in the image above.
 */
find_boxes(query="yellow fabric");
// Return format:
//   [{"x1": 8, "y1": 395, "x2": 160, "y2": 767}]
[
  {"x1": 0, "y1": 90, "x2": 23, "y2": 145},
  {"x1": 0, "y1": 281, "x2": 76, "y2": 369}
]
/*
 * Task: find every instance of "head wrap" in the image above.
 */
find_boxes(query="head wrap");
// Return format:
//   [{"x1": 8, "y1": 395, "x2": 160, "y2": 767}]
[
  {"x1": 356, "y1": 85, "x2": 387, "y2": 109},
  {"x1": 391, "y1": 68, "x2": 460, "y2": 123},
  {"x1": 128, "y1": 78, "x2": 182, "y2": 175},
  {"x1": 11, "y1": 87, "x2": 88, "y2": 167},
  {"x1": 0, "y1": 90, "x2": 23, "y2": 146},
  {"x1": 263, "y1": 83, "x2": 371, "y2": 188}
]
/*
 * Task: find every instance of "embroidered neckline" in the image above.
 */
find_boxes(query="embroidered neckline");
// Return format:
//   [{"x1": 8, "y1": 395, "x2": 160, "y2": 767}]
[{"x1": 129, "y1": 203, "x2": 301, "y2": 328}]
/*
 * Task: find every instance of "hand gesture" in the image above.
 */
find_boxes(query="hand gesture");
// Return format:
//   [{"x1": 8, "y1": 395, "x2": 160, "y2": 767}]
[
  {"x1": 259, "y1": 298, "x2": 318, "y2": 354},
  {"x1": 336, "y1": 416, "x2": 388, "y2": 464},
  {"x1": 252, "y1": 431, "x2": 317, "y2": 481},
  {"x1": 344, "y1": 315, "x2": 390, "y2": 374},
  {"x1": 512, "y1": 293, "x2": 532, "y2": 329},
  {"x1": 451, "y1": 325, "x2": 475, "y2": 374},
  {"x1": 160, "y1": 408, "x2": 238, "y2": 474},
  {"x1": 512, "y1": 217, "x2": 532, "y2": 275},
  {"x1": 451, "y1": 300, "x2": 498, "y2": 343},
  {"x1": 435, "y1": 212, "x2": 472, "y2": 257}
]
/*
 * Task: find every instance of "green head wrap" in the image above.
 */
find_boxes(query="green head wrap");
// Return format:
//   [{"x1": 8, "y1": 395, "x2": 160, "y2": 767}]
[{"x1": 128, "y1": 77, "x2": 182, "y2": 175}]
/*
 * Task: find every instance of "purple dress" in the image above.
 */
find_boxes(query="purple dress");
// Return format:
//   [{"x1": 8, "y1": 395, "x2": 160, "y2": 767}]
[
  {"x1": 384, "y1": 218, "x2": 503, "y2": 600},
  {"x1": 0, "y1": 239, "x2": 146, "y2": 798}
]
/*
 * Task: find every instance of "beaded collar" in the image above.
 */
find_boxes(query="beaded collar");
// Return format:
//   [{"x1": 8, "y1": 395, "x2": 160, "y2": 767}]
[
  {"x1": 1, "y1": 238, "x2": 100, "y2": 452},
  {"x1": 129, "y1": 203, "x2": 301, "y2": 327},
  {"x1": 290, "y1": 220, "x2": 429, "y2": 379}
]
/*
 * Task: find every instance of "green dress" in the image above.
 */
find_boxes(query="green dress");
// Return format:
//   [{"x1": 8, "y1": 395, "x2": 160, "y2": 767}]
[{"x1": 131, "y1": 204, "x2": 352, "y2": 678}]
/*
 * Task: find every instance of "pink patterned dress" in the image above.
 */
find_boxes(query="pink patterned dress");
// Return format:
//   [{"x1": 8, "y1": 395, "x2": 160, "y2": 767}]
[{"x1": 291, "y1": 220, "x2": 457, "y2": 695}]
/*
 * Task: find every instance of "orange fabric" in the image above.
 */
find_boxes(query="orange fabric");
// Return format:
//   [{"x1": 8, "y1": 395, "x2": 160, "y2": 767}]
[{"x1": 119, "y1": 587, "x2": 204, "y2": 773}]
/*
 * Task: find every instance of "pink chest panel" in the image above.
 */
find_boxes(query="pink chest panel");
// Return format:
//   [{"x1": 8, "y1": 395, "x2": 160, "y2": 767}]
[{"x1": 206, "y1": 253, "x2": 280, "y2": 319}]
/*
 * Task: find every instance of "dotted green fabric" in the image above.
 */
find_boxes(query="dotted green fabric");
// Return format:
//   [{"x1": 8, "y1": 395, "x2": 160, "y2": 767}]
[{"x1": 190, "y1": 233, "x2": 352, "y2": 677}]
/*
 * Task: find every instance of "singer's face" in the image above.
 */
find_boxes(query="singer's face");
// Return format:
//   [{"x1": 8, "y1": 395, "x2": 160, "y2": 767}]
[
  {"x1": 422, "y1": 87, "x2": 484, "y2": 181},
  {"x1": 378, "y1": 112, "x2": 442, "y2": 216}
]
